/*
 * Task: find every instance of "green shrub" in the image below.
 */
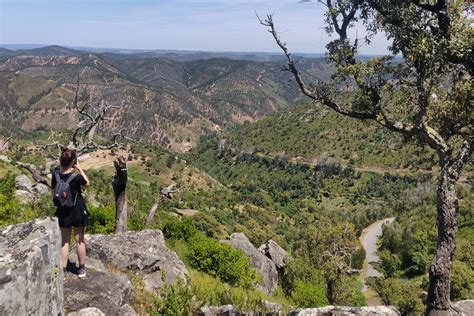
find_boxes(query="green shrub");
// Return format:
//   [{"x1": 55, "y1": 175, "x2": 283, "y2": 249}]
[
  {"x1": 331, "y1": 275, "x2": 365, "y2": 306},
  {"x1": 154, "y1": 279, "x2": 192, "y2": 316},
  {"x1": 281, "y1": 258, "x2": 327, "y2": 295},
  {"x1": 451, "y1": 260, "x2": 474, "y2": 300},
  {"x1": 163, "y1": 218, "x2": 198, "y2": 241},
  {"x1": 187, "y1": 233, "x2": 258, "y2": 288},
  {"x1": 88, "y1": 205, "x2": 115, "y2": 234},
  {"x1": 370, "y1": 277, "x2": 424, "y2": 316},
  {"x1": 290, "y1": 281, "x2": 328, "y2": 307},
  {"x1": 191, "y1": 270, "x2": 229, "y2": 307}
]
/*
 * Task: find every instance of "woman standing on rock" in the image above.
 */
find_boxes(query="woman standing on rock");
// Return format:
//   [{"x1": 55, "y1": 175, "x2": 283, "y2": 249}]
[{"x1": 52, "y1": 148, "x2": 90, "y2": 278}]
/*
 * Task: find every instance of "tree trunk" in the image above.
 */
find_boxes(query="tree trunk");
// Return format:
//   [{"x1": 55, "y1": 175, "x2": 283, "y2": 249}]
[
  {"x1": 113, "y1": 156, "x2": 128, "y2": 234},
  {"x1": 426, "y1": 157, "x2": 459, "y2": 315},
  {"x1": 145, "y1": 197, "x2": 163, "y2": 228}
]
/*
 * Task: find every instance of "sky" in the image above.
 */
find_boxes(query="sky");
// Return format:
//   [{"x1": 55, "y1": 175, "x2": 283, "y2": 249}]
[{"x1": 0, "y1": 0, "x2": 390, "y2": 54}]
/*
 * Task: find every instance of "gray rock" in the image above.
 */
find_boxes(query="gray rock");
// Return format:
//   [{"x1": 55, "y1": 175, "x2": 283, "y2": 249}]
[
  {"x1": 15, "y1": 174, "x2": 33, "y2": 193},
  {"x1": 451, "y1": 300, "x2": 474, "y2": 315},
  {"x1": 67, "y1": 307, "x2": 105, "y2": 316},
  {"x1": 68, "y1": 252, "x2": 107, "y2": 273},
  {"x1": 0, "y1": 155, "x2": 11, "y2": 163},
  {"x1": 262, "y1": 300, "x2": 283, "y2": 314},
  {"x1": 85, "y1": 229, "x2": 189, "y2": 291},
  {"x1": 258, "y1": 240, "x2": 288, "y2": 270},
  {"x1": 199, "y1": 301, "x2": 281, "y2": 316},
  {"x1": 0, "y1": 217, "x2": 63, "y2": 316},
  {"x1": 199, "y1": 304, "x2": 239, "y2": 316},
  {"x1": 222, "y1": 233, "x2": 278, "y2": 294},
  {"x1": 64, "y1": 268, "x2": 135, "y2": 315},
  {"x1": 290, "y1": 305, "x2": 400, "y2": 316},
  {"x1": 33, "y1": 183, "x2": 50, "y2": 196},
  {"x1": 14, "y1": 189, "x2": 35, "y2": 204}
]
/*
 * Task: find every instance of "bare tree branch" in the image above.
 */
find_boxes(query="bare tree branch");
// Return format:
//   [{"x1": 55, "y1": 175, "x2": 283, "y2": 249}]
[
  {"x1": 145, "y1": 183, "x2": 179, "y2": 228},
  {"x1": 0, "y1": 136, "x2": 12, "y2": 152},
  {"x1": 258, "y1": 13, "x2": 416, "y2": 136}
]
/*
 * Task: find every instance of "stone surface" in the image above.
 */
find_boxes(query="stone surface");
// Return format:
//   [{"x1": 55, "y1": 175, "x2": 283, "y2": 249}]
[
  {"x1": 15, "y1": 174, "x2": 33, "y2": 193},
  {"x1": 222, "y1": 233, "x2": 278, "y2": 294},
  {"x1": 258, "y1": 240, "x2": 288, "y2": 270},
  {"x1": 199, "y1": 305, "x2": 239, "y2": 316},
  {"x1": 85, "y1": 229, "x2": 189, "y2": 291},
  {"x1": 0, "y1": 155, "x2": 11, "y2": 162},
  {"x1": 451, "y1": 300, "x2": 474, "y2": 315},
  {"x1": 64, "y1": 268, "x2": 135, "y2": 315},
  {"x1": 33, "y1": 183, "x2": 50, "y2": 196},
  {"x1": 290, "y1": 305, "x2": 400, "y2": 316},
  {"x1": 175, "y1": 208, "x2": 199, "y2": 217},
  {"x1": 67, "y1": 307, "x2": 106, "y2": 316},
  {"x1": 14, "y1": 189, "x2": 35, "y2": 204},
  {"x1": 0, "y1": 217, "x2": 63, "y2": 316}
]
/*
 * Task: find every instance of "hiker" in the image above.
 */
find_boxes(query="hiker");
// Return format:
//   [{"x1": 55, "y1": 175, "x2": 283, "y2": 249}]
[{"x1": 52, "y1": 148, "x2": 90, "y2": 278}]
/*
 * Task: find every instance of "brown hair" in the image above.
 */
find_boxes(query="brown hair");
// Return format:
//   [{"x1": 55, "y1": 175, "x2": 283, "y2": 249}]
[{"x1": 60, "y1": 148, "x2": 77, "y2": 167}]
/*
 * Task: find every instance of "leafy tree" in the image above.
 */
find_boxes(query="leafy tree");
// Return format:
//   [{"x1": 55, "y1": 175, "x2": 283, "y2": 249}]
[
  {"x1": 261, "y1": 1, "x2": 472, "y2": 313},
  {"x1": 300, "y1": 220, "x2": 360, "y2": 303}
]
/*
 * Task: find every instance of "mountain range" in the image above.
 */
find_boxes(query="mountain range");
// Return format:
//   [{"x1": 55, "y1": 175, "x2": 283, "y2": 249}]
[{"x1": 0, "y1": 45, "x2": 333, "y2": 150}]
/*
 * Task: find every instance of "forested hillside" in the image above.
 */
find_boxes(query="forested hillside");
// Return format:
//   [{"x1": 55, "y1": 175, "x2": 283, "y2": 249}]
[{"x1": 0, "y1": 47, "x2": 331, "y2": 151}]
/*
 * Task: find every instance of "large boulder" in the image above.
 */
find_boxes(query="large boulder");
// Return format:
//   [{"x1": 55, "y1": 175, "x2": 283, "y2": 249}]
[
  {"x1": 222, "y1": 233, "x2": 278, "y2": 294},
  {"x1": 290, "y1": 305, "x2": 400, "y2": 316},
  {"x1": 0, "y1": 217, "x2": 63, "y2": 315},
  {"x1": 85, "y1": 229, "x2": 189, "y2": 291},
  {"x1": 33, "y1": 183, "x2": 50, "y2": 196},
  {"x1": 258, "y1": 239, "x2": 288, "y2": 270},
  {"x1": 15, "y1": 174, "x2": 33, "y2": 193},
  {"x1": 63, "y1": 269, "x2": 135, "y2": 315}
]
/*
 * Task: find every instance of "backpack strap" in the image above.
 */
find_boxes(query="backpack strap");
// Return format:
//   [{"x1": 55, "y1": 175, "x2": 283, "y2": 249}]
[
  {"x1": 55, "y1": 170, "x2": 62, "y2": 183},
  {"x1": 65, "y1": 173, "x2": 77, "y2": 184}
]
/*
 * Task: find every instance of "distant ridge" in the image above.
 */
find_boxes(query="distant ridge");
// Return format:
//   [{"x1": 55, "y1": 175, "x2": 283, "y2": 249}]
[
  {"x1": 13, "y1": 45, "x2": 86, "y2": 57},
  {"x1": 0, "y1": 48, "x2": 15, "y2": 57},
  {"x1": 0, "y1": 44, "x2": 326, "y2": 62}
]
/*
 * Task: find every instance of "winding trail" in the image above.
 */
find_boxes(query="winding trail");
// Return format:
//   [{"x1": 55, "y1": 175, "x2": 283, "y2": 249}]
[{"x1": 359, "y1": 217, "x2": 396, "y2": 305}]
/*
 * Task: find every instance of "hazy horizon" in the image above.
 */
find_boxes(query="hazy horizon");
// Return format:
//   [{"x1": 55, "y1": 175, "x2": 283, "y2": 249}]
[{"x1": 1, "y1": 0, "x2": 391, "y2": 55}]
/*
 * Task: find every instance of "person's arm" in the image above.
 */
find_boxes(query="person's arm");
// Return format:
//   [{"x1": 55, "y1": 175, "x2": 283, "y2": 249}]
[{"x1": 74, "y1": 162, "x2": 90, "y2": 187}]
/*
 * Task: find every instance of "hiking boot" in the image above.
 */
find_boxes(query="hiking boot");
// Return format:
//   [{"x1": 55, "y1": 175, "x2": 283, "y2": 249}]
[{"x1": 77, "y1": 266, "x2": 86, "y2": 279}]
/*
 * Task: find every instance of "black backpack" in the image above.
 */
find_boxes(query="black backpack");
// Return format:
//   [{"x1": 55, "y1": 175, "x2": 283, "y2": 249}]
[{"x1": 53, "y1": 171, "x2": 77, "y2": 208}]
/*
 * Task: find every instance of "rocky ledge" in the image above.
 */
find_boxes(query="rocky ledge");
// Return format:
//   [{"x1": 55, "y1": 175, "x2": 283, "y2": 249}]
[{"x1": 0, "y1": 217, "x2": 63, "y2": 315}]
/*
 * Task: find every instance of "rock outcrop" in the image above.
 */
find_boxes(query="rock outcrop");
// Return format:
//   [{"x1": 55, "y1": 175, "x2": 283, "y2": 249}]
[
  {"x1": 0, "y1": 217, "x2": 63, "y2": 315},
  {"x1": 14, "y1": 174, "x2": 50, "y2": 204},
  {"x1": 64, "y1": 269, "x2": 135, "y2": 315},
  {"x1": 290, "y1": 305, "x2": 400, "y2": 316},
  {"x1": 258, "y1": 239, "x2": 289, "y2": 270},
  {"x1": 15, "y1": 174, "x2": 33, "y2": 192},
  {"x1": 222, "y1": 233, "x2": 278, "y2": 294},
  {"x1": 85, "y1": 229, "x2": 189, "y2": 291}
]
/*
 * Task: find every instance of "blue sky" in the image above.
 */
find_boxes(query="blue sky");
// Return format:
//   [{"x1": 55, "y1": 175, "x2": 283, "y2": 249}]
[{"x1": 0, "y1": 0, "x2": 390, "y2": 54}]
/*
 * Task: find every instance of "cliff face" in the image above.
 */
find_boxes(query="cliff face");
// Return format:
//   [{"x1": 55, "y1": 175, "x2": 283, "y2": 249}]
[{"x1": 0, "y1": 217, "x2": 63, "y2": 315}]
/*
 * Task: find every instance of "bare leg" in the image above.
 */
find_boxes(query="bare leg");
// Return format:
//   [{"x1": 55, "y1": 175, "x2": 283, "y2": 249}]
[
  {"x1": 75, "y1": 227, "x2": 86, "y2": 266},
  {"x1": 60, "y1": 227, "x2": 71, "y2": 269}
]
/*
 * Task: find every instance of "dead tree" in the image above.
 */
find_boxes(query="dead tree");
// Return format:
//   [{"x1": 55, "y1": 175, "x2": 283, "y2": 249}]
[
  {"x1": 145, "y1": 183, "x2": 179, "y2": 227},
  {"x1": 16, "y1": 161, "x2": 50, "y2": 186},
  {"x1": 43, "y1": 79, "x2": 136, "y2": 158},
  {"x1": 113, "y1": 155, "x2": 128, "y2": 234}
]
